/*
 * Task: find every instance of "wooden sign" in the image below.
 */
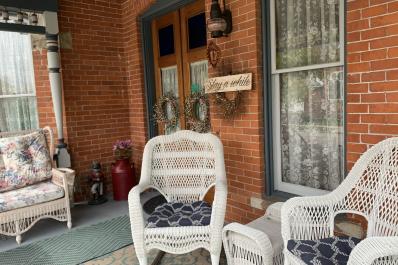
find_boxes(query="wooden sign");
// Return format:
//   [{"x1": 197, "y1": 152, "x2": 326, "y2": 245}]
[{"x1": 204, "y1": 73, "x2": 252, "y2": 94}]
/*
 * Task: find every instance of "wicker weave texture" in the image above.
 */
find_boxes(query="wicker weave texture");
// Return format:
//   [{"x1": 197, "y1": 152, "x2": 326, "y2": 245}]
[
  {"x1": 128, "y1": 130, "x2": 227, "y2": 265},
  {"x1": 282, "y1": 137, "x2": 398, "y2": 265},
  {"x1": 0, "y1": 127, "x2": 74, "y2": 245}
]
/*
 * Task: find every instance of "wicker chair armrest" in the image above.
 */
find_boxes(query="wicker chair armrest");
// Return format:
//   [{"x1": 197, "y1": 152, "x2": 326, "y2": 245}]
[
  {"x1": 209, "y1": 180, "x2": 227, "y2": 254},
  {"x1": 128, "y1": 184, "x2": 150, "y2": 256},
  {"x1": 52, "y1": 168, "x2": 75, "y2": 202},
  {"x1": 223, "y1": 222, "x2": 274, "y2": 265},
  {"x1": 347, "y1": 237, "x2": 398, "y2": 265},
  {"x1": 281, "y1": 194, "x2": 340, "y2": 243}
]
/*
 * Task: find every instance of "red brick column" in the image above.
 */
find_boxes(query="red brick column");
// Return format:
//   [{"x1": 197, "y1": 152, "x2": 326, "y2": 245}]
[{"x1": 347, "y1": 0, "x2": 398, "y2": 170}]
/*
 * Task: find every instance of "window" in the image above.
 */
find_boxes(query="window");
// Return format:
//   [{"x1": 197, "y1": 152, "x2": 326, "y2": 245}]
[
  {"x1": 270, "y1": 0, "x2": 345, "y2": 195},
  {"x1": 0, "y1": 31, "x2": 39, "y2": 132},
  {"x1": 152, "y1": 0, "x2": 208, "y2": 135}
]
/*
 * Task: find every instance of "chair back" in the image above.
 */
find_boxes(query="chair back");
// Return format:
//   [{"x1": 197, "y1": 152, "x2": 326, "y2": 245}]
[
  {"x1": 339, "y1": 137, "x2": 398, "y2": 237},
  {"x1": 140, "y1": 130, "x2": 225, "y2": 203},
  {"x1": 0, "y1": 127, "x2": 54, "y2": 163}
]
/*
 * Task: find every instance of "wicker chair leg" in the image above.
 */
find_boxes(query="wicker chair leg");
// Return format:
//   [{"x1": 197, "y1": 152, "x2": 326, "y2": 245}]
[
  {"x1": 137, "y1": 257, "x2": 148, "y2": 265},
  {"x1": 16, "y1": 235, "x2": 21, "y2": 245},
  {"x1": 211, "y1": 253, "x2": 220, "y2": 265}
]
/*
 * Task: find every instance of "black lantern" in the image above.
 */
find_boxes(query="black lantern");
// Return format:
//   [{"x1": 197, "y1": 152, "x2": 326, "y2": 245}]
[{"x1": 207, "y1": 0, "x2": 232, "y2": 38}]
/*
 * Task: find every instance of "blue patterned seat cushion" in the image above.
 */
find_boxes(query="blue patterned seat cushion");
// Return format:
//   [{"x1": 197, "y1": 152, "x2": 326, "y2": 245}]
[
  {"x1": 146, "y1": 201, "x2": 212, "y2": 228},
  {"x1": 287, "y1": 236, "x2": 361, "y2": 265}
]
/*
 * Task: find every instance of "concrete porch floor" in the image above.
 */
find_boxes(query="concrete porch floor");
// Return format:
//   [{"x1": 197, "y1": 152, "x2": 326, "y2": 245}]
[{"x1": 0, "y1": 191, "x2": 157, "y2": 252}]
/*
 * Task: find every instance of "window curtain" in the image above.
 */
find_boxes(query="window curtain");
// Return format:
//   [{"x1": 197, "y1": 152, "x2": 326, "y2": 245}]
[
  {"x1": 0, "y1": 31, "x2": 38, "y2": 132},
  {"x1": 161, "y1": 66, "x2": 179, "y2": 134},
  {"x1": 276, "y1": 0, "x2": 344, "y2": 191}
]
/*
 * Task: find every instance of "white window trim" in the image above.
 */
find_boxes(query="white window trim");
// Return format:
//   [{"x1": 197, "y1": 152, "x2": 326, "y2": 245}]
[{"x1": 270, "y1": 0, "x2": 345, "y2": 196}]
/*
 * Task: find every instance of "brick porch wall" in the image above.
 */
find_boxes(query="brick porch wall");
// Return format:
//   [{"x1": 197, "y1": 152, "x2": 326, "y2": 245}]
[
  {"x1": 347, "y1": 0, "x2": 398, "y2": 170},
  {"x1": 30, "y1": 0, "x2": 398, "y2": 221}
]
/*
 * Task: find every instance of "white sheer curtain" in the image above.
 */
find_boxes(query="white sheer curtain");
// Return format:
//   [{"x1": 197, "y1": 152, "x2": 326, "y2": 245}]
[
  {"x1": 275, "y1": 0, "x2": 344, "y2": 191},
  {"x1": 0, "y1": 31, "x2": 38, "y2": 132},
  {"x1": 161, "y1": 65, "x2": 179, "y2": 134}
]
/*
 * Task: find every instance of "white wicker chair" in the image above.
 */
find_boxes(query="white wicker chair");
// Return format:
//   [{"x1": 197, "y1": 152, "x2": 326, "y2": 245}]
[
  {"x1": 0, "y1": 127, "x2": 74, "y2": 244},
  {"x1": 223, "y1": 202, "x2": 284, "y2": 265},
  {"x1": 281, "y1": 137, "x2": 398, "y2": 265},
  {"x1": 128, "y1": 130, "x2": 227, "y2": 265}
]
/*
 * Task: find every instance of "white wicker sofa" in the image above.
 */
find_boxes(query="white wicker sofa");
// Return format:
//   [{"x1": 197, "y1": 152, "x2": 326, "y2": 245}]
[{"x1": 0, "y1": 127, "x2": 74, "y2": 244}]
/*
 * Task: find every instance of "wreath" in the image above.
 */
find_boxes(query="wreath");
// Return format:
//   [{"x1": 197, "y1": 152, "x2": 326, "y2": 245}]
[
  {"x1": 214, "y1": 92, "x2": 242, "y2": 119},
  {"x1": 153, "y1": 93, "x2": 179, "y2": 129},
  {"x1": 184, "y1": 92, "x2": 211, "y2": 133}
]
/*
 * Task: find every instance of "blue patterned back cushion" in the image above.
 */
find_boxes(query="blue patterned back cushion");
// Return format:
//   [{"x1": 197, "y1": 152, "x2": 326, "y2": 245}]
[
  {"x1": 146, "y1": 201, "x2": 212, "y2": 228},
  {"x1": 287, "y1": 236, "x2": 361, "y2": 265}
]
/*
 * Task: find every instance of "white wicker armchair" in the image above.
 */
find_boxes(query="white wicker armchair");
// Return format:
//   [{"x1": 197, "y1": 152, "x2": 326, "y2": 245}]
[
  {"x1": 128, "y1": 130, "x2": 227, "y2": 265},
  {"x1": 281, "y1": 137, "x2": 398, "y2": 265},
  {"x1": 0, "y1": 127, "x2": 74, "y2": 244}
]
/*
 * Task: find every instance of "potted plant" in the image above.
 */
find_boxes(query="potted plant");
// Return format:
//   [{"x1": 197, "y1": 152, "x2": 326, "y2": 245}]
[{"x1": 111, "y1": 140, "x2": 136, "y2": 200}]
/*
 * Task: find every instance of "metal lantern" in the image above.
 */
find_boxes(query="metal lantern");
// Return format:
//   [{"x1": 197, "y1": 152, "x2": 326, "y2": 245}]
[
  {"x1": 16, "y1": 11, "x2": 24, "y2": 24},
  {"x1": 30, "y1": 13, "x2": 38, "y2": 25},
  {"x1": 207, "y1": 0, "x2": 232, "y2": 38},
  {"x1": 1, "y1": 10, "x2": 9, "y2": 22}
]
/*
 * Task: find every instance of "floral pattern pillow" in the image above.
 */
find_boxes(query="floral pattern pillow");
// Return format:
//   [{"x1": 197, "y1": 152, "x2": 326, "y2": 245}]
[{"x1": 0, "y1": 130, "x2": 52, "y2": 192}]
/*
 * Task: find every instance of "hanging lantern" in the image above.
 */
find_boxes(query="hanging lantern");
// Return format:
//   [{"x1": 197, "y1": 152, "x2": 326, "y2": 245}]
[
  {"x1": 207, "y1": 0, "x2": 233, "y2": 38},
  {"x1": 30, "y1": 13, "x2": 38, "y2": 25},
  {"x1": 1, "y1": 9, "x2": 9, "y2": 22},
  {"x1": 16, "y1": 11, "x2": 24, "y2": 24}
]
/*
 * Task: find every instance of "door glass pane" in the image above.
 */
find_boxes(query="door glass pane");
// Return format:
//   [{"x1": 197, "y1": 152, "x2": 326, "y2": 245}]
[
  {"x1": 280, "y1": 67, "x2": 344, "y2": 191},
  {"x1": 190, "y1": 60, "x2": 208, "y2": 121},
  {"x1": 275, "y1": 0, "x2": 340, "y2": 69},
  {"x1": 188, "y1": 13, "x2": 207, "y2": 50},
  {"x1": 158, "y1": 24, "x2": 175, "y2": 56},
  {"x1": 161, "y1": 66, "x2": 179, "y2": 134}
]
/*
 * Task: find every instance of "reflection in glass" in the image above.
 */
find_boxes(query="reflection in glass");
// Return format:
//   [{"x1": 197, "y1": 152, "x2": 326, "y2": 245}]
[
  {"x1": 275, "y1": 0, "x2": 340, "y2": 69},
  {"x1": 280, "y1": 67, "x2": 344, "y2": 191},
  {"x1": 161, "y1": 66, "x2": 179, "y2": 134},
  {"x1": 158, "y1": 25, "x2": 175, "y2": 57},
  {"x1": 188, "y1": 13, "x2": 207, "y2": 50},
  {"x1": 0, "y1": 31, "x2": 38, "y2": 132}
]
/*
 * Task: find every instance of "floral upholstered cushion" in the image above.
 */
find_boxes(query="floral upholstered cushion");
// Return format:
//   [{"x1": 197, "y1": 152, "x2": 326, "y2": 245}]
[
  {"x1": 0, "y1": 130, "x2": 52, "y2": 192},
  {"x1": 0, "y1": 181, "x2": 64, "y2": 212},
  {"x1": 146, "y1": 201, "x2": 212, "y2": 228}
]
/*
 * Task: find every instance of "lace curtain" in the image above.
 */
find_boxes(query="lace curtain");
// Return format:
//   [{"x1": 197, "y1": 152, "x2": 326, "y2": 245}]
[
  {"x1": 276, "y1": 0, "x2": 344, "y2": 191},
  {"x1": 0, "y1": 31, "x2": 38, "y2": 132}
]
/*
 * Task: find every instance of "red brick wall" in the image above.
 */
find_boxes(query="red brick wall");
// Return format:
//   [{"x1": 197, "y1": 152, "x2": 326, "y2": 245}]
[
  {"x1": 347, "y1": 0, "x2": 398, "y2": 170},
  {"x1": 33, "y1": 50, "x2": 57, "y2": 131},
  {"x1": 57, "y1": 0, "x2": 131, "y2": 200},
  {"x1": 205, "y1": 0, "x2": 266, "y2": 223}
]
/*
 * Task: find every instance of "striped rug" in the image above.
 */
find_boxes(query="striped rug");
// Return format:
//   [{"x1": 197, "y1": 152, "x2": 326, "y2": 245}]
[{"x1": 0, "y1": 215, "x2": 132, "y2": 265}]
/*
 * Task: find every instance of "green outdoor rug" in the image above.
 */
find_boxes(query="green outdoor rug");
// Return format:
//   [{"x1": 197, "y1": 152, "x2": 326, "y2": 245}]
[{"x1": 0, "y1": 215, "x2": 133, "y2": 265}]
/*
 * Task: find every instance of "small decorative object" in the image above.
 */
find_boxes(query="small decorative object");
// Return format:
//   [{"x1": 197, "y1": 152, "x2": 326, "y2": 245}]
[
  {"x1": 184, "y1": 91, "x2": 211, "y2": 133},
  {"x1": 16, "y1": 11, "x2": 24, "y2": 24},
  {"x1": 30, "y1": 13, "x2": 38, "y2": 25},
  {"x1": 207, "y1": 41, "x2": 222, "y2": 68},
  {"x1": 207, "y1": 0, "x2": 232, "y2": 38},
  {"x1": 2, "y1": 10, "x2": 9, "y2": 22},
  {"x1": 88, "y1": 161, "x2": 107, "y2": 205},
  {"x1": 153, "y1": 93, "x2": 179, "y2": 130},
  {"x1": 111, "y1": 140, "x2": 136, "y2": 201},
  {"x1": 215, "y1": 91, "x2": 242, "y2": 119},
  {"x1": 205, "y1": 73, "x2": 252, "y2": 93}
]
